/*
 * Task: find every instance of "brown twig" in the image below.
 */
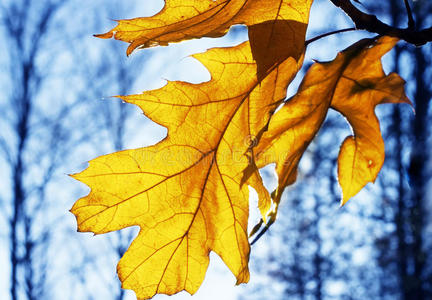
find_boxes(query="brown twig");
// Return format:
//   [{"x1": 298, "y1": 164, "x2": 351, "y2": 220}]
[
  {"x1": 305, "y1": 27, "x2": 357, "y2": 46},
  {"x1": 329, "y1": 0, "x2": 431, "y2": 46},
  {"x1": 403, "y1": 0, "x2": 415, "y2": 29}
]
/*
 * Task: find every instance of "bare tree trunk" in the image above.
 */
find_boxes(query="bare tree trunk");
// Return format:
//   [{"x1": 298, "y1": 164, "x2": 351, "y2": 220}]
[
  {"x1": 10, "y1": 22, "x2": 33, "y2": 300},
  {"x1": 384, "y1": 2, "x2": 432, "y2": 299},
  {"x1": 405, "y1": 43, "x2": 429, "y2": 299},
  {"x1": 387, "y1": 3, "x2": 409, "y2": 296},
  {"x1": 402, "y1": 2, "x2": 432, "y2": 297},
  {"x1": 2, "y1": 2, "x2": 61, "y2": 299}
]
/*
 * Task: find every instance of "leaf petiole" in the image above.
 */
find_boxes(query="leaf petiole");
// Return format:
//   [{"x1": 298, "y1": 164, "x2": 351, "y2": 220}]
[{"x1": 305, "y1": 27, "x2": 357, "y2": 46}]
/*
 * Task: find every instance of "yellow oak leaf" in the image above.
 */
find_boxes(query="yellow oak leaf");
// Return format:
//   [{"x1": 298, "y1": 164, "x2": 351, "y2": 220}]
[
  {"x1": 332, "y1": 37, "x2": 411, "y2": 204},
  {"x1": 255, "y1": 36, "x2": 410, "y2": 212},
  {"x1": 96, "y1": 0, "x2": 313, "y2": 55},
  {"x1": 71, "y1": 25, "x2": 306, "y2": 298}
]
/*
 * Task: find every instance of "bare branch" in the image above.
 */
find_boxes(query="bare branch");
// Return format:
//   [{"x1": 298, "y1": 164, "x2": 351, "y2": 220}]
[
  {"x1": 305, "y1": 27, "x2": 357, "y2": 46},
  {"x1": 403, "y1": 0, "x2": 415, "y2": 29},
  {"x1": 329, "y1": 0, "x2": 432, "y2": 46}
]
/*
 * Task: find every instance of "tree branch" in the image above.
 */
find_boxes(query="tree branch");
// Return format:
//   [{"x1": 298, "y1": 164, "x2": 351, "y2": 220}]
[
  {"x1": 329, "y1": 0, "x2": 432, "y2": 46},
  {"x1": 403, "y1": 0, "x2": 415, "y2": 29},
  {"x1": 306, "y1": 27, "x2": 356, "y2": 46}
]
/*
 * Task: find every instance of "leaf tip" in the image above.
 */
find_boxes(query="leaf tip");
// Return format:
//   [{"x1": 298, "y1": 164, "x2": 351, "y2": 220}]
[
  {"x1": 68, "y1": 172, "x2": 80, "y2": 180},
  {"x1": 405, "y1": 97, "x2": 415, "y2": 114},
  {"x1": 235, "y1": 269, "x2": 250, "y2": 285},
  {"x1": 94, "y1": 31, "x2": 114, "y2": 39},
  {"x1": 339, "y1": 197, "x2": 349, "y2": 207},
  {"x1": 126, "y1": 43, "x2": 138, "y2": 56}
]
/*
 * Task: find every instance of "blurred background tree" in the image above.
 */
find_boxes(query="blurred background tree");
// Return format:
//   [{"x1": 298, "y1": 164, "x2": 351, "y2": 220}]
[{"x1": 0, "y1": 0, "x2": 154, "y2": 299}]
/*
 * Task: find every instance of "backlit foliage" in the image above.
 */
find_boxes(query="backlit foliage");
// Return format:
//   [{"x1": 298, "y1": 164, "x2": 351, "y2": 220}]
[{"x1": 72, "y1": 1, "x2": 411, "y2": 298}]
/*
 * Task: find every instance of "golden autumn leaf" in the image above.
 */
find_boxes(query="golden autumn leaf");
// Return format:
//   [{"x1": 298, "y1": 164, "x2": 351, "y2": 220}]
[
  {"x1": 96, "y1": 0, "x2": 313, "y2": 56},
  {"x1": 71, "y1": 15, "x2": 308, "y2": 297},
  {"x1": 332, "y1": 37, "x2": 411, "y2": 204},
  {"x1": 255, "y1": 36, "x2": 410, "y2": 211}
]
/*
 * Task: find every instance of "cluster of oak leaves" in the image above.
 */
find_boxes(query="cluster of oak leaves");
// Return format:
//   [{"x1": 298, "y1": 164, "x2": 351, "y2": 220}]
[{"x1": 71, "y1": 0, "x2": 411, "y2": 299}]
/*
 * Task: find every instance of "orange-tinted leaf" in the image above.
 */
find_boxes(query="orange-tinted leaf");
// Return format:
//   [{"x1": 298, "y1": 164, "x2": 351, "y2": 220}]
[
  {"x1": 255, "y1": 36, "x2": 410, "y2": 210},
  {"x1": 332, "y1": 37, "x2": 411, "y2": 205},
  {"x1": 249, "y1": 20, "x2": 308, "y2": 80},
  {"x1": 96, "y1": 0, "x2": 313, "y2": 55},
  {"x1": 71, "y1": 34, "x2": 305, "y2": 298},
  {"x1": 254, "y1": 55, "x2": 339, "y2": 206}
]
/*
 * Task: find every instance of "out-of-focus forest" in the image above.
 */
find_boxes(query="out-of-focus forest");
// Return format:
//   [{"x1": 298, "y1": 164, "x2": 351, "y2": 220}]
[
  {"x1": 0, "y1": 0, "x2": 430, "y2": 300},
  {"x1": 0, "y1": 1, "x2": 158, "y2": 299}
]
